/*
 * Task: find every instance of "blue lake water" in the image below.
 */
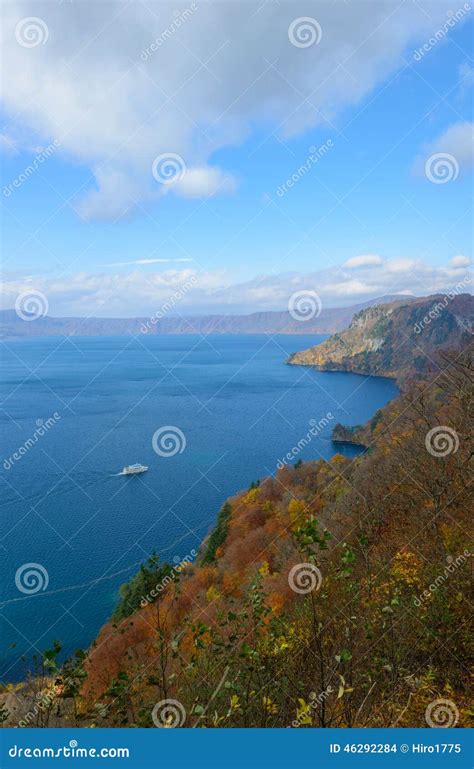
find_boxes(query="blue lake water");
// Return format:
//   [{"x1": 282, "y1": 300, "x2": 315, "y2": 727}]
[{"x1": 0, "y1": 335, "x2": 398, "y2": 680}]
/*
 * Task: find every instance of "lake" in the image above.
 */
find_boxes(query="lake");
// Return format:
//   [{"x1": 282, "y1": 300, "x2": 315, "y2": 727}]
[{"x1": 0, "y1": 334, "x2": 398, "y2": 680}]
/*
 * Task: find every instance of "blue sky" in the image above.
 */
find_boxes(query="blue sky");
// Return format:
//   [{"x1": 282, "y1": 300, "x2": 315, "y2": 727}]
[{"x1": 1, "y1": 1, "x2": 473, "y2": 316}]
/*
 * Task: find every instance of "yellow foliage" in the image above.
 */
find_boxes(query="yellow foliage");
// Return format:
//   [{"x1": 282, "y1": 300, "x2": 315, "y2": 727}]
[
  {"x1": 205, "y1": 585, "x2": 221, "y2": 603},
  {"x1": 288, "y1": 498, "x2": 307, "y2": 527},
  {"x1": 390, "y1": 550, "x2": 423, "y2": 588},
  {"x1": 243, "y1": 488, "x2": 259, "y2": 504},
  {"x1": 262, "y1": 696, "x2": 278, "y2": 714}
]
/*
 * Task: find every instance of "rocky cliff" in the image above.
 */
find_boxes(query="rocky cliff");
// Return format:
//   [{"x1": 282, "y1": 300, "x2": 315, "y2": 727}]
[{"x1": 288, "y1": 293, "x2": 473, "y2": 385}]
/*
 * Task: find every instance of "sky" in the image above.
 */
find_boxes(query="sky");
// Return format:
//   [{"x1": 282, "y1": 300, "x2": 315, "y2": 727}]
[{"x1": 1, "y1": 0, "x2": 473, "y2": 317}]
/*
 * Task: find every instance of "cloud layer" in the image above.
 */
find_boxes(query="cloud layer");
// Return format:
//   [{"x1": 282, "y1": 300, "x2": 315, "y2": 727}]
[
  {"x1": 1, "y1": 0, "x2": 461, "y2": 219},
  {"x1": 2, "y1": 256, "x2": 471, "y2": 317}
]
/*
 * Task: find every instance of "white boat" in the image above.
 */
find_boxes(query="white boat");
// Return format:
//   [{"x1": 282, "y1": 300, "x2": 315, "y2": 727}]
[{"x1": 120, "y1": 463, "x2": 148, "y2": 475}]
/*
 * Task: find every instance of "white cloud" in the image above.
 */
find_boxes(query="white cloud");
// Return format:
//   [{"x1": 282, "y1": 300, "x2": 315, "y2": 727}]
[
  {"x1": 2, "y1": 257, "x2": 471, "y2": 317},
  {"x1": 344, "y1": 254, "x2": 383, "y2": 269},
  {"x1": 106, "y1": 258, "x2": 193, "y2": 267},
  {"x1": 385, "y1": 258, "x2": 417, "y2": 272},
  {"x1": 0, "y1": 0, "x2": 460, "y2": 219},
  {"x1": 450, "y1": 254, "x2": 472, "y2": 268},
  {"x1": 414, "y1": 121, "x2": 474, "y2": 177},
  {"x1": 174, "y1": 166, "x2": 238, "y2": 198}
]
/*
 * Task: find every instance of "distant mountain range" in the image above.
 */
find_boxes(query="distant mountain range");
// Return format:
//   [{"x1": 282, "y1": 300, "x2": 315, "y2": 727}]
[{"x1": 0, "y1": 295, "x2": 414, "y2": 339}]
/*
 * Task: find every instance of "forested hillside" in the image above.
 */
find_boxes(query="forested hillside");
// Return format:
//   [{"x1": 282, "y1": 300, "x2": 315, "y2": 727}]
[{"x1": 3, "y1": 344, "x2": 470, "y2": 729}]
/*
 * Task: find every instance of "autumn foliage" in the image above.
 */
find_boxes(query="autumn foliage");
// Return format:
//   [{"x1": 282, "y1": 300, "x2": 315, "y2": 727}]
[{"x1": 19, "y1": 349, "x2": 474, "y2": 728}]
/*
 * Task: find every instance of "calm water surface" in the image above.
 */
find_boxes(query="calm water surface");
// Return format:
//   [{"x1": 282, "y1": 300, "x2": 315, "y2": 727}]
[{"x1": 0, "y1": 335, "x2": 398, "y2": 679}]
